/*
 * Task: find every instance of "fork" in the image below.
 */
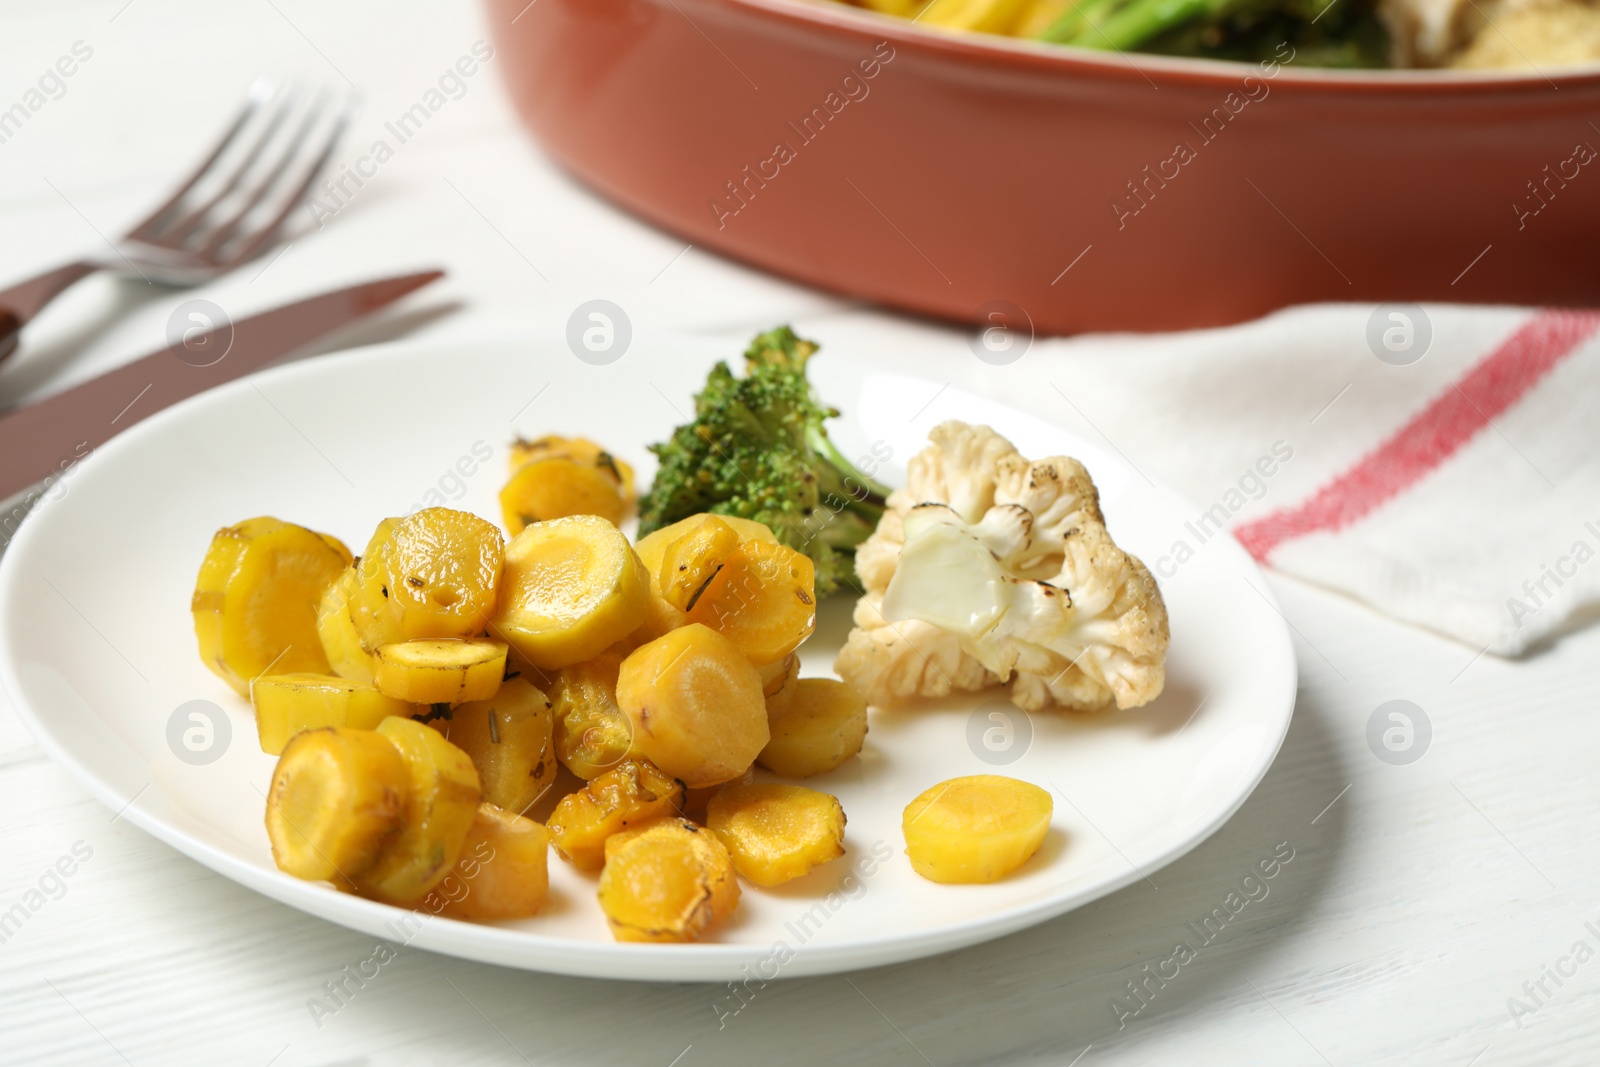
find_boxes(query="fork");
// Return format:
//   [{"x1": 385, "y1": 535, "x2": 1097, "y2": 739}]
[{"x1": 0, "y1": 80, "x2": 353, "y2": 362}]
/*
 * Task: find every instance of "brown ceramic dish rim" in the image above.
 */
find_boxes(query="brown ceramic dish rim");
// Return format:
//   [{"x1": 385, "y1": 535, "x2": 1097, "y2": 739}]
[{"x1": 708, "y1": 0, "x2": 1600, "y2": 91}]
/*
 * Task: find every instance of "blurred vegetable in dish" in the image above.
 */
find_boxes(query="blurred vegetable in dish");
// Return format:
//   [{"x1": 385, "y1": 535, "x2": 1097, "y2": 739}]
[
  {"x1": 637, "y1": 326, "x2": 891, "y2": 597},
  {"x1": 838, "y1": 0, "x2": 1600, "y2": 67},
  {"x1": 846, "y1": 0, "x2": 1386, "y2": 62},
  {"x1": 1444, "y1": 0, "x2": 1600, "y2": 68},
  {"x1": 1037, "y1": 0, "x2": 1386, "y2": 66}
]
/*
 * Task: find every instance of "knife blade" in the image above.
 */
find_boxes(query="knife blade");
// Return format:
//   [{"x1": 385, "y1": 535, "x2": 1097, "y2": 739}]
[{"x1": 0, "y1": 270, "x2": 443, "y2": 502}]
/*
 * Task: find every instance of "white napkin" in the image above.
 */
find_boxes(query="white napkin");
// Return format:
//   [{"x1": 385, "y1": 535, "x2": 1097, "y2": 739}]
[{"x1": 804, "y1": 302, "x2": 1600, "y2": 657}]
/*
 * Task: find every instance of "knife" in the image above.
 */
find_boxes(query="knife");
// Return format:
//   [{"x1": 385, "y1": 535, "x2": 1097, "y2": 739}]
[{"x1": 0, "y1": 270, "x2": 443, "y2": 502}]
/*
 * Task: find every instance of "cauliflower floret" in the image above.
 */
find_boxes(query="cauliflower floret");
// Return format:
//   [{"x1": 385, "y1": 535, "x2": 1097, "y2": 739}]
[
  {"x1": 834, "y1": 597, "x2": 1000, "y2": 708},
  {"x1": 834, "y1": 421, "x2": 1169, "y2": 712}
]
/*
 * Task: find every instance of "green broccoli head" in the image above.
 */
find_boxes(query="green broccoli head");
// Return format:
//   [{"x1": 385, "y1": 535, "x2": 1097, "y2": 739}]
[{"x1": 639, "y1": 326, "x2": 890, "y2": 596}]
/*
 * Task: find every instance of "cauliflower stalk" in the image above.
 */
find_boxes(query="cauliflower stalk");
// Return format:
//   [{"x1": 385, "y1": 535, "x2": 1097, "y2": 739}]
[{"x1": 835, "y1": 421, "x2": 1169, "y2": 712}]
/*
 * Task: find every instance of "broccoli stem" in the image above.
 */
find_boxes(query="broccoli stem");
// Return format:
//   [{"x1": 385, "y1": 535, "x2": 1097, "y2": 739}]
[
  {"x1": 810, "y1": 509, "x2": 879, "y2": 549},
  {"x1": 804, "y1": 424, "x2": 893, "y2": 505}
]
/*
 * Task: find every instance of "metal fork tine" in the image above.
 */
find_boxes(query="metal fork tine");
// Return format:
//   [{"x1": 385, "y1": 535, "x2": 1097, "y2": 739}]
[
  {"x1": 220, "y1": 96, "x2": 355, "y2": 266},
  {"x1": 197, "y1": 91, "x2": 333, "y2": 259},
  {"x1": 123, "y1": 78, "x2": 276, "y2": 244},
  {"x1": 156, "y1": 83, "x2": 302, "y2": 248}
]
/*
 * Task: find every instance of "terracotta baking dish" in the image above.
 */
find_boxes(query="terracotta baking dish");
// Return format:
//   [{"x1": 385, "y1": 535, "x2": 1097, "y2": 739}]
[{"x1": 486, "y1": 0, "x2": 1600, "y2": 334}]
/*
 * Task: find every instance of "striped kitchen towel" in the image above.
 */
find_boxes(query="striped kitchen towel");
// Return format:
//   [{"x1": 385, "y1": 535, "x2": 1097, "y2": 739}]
[{"x1": 1026, "y1": 303, "x2": 1600, "y2": 656}]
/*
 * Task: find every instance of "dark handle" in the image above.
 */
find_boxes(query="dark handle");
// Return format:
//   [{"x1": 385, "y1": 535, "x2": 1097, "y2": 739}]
[{"x1": 0, "y1": 260, "x2": 100, "y2": 362}]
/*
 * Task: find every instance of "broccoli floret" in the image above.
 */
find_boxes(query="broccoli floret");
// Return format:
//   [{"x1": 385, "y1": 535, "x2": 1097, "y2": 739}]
[{"x1": 638, "y1": 327, "x2": 891, "y2": 596}]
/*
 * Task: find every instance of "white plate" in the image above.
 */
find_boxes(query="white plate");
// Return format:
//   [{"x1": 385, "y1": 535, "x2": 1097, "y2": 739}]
[{"x1": 0, "y1": 336, "x2": 1295, "y2": 982}]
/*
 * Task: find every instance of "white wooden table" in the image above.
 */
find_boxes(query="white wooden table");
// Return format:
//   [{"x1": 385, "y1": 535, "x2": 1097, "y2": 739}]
[{"x1": 3, "y1": 2, "x2": 1597, "y2": 1064}]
